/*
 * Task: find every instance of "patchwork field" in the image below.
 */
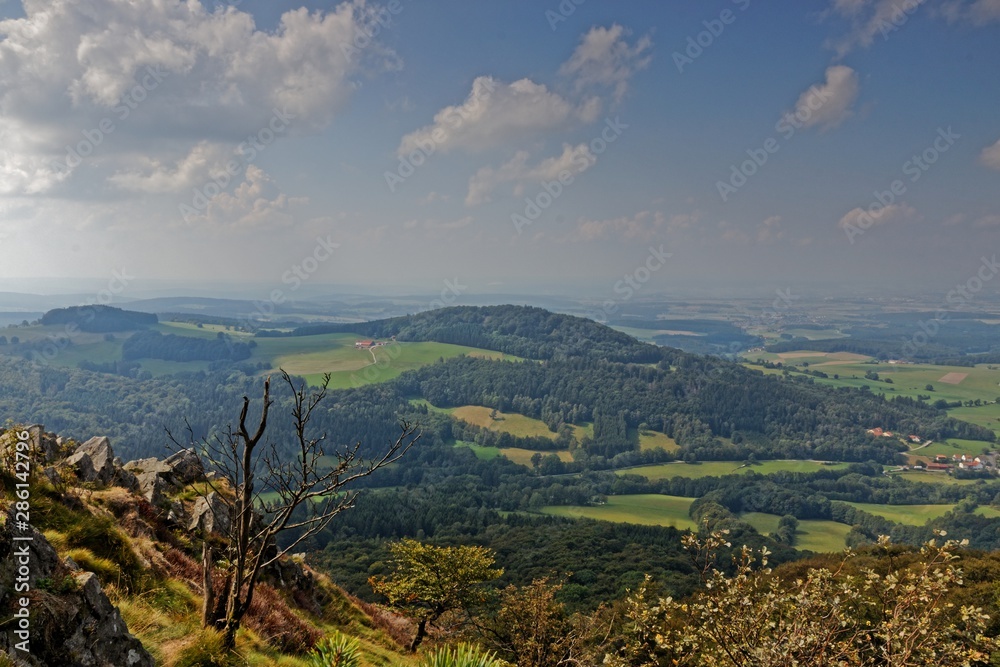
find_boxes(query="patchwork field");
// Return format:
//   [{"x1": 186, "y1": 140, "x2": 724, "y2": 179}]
[
  {"x1": 450, "y1": 406, "x2": 557, "y2": 439},
  {"x1": 619, "y1": 459, "x2": 850, "y2": 481},
  {"x1": 740, "y1": 512, "x2": 853, "y2": 553},
  {"x1": 744, "y1": 351, "x2": 1000, "y2": 437},
  {"x1": 844, "y1": 502, "x2": 1000, "y2": 525},
  {"x1": 540, "y1": 495, "x2": 697, "y2": 531}
]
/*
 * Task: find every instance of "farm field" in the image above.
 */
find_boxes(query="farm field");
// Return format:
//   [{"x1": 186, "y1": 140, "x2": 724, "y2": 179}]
[
  {"x1": 887, "y1": 470, "x2": 984, "y2": 485},
  {"x1": 540, "y1": 495, "x2": 697, "y2": 531},
  {"x1": 499, "y1": 448, "x2": 574, "y2": 466},
  {"x1": 739, "y1": 512, "x2": 853, "y2": 552},
  {"x1": 619, "y1": 459, "x2": 850, "y2": 481},
  {"x1": 638, "y1": 430, "x2": 680, "y2": 452},
  {"x1": 844, "y1": 502, "x2": 1000, "y2": 525},
  {"x1": 450, "y1": 406, "x2": 557, "y2": 439},
  {"x1": 744, "y1": 350, "x2": 1000, "y2": 437},
  {"x1": 454, "y1": 440, "x2": 501, "y2": 461}
]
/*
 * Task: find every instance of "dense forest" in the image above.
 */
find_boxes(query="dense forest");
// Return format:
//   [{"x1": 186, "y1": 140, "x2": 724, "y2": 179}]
[
  {"x1": 39, "y1": 305, "x2": 157, "y2": 332},
  {"x1": 121, "y1": 330, "x2": 254, "y2": 362}
]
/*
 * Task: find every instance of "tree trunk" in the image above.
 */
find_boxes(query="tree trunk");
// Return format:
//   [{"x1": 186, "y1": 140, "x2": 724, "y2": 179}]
[
  {"x1": 408, "y1": 618, "x2": 428, "y2": 653},
  {"x1": 200, "y1": 544, "x2": 214, "y2": 629}
]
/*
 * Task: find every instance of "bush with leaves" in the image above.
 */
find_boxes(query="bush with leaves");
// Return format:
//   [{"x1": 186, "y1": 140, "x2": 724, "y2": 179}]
[
  {"x1": 418, "y1": 643, "x2": 508, "y2": 667},
  {"x1": 308, "y1": 632, "x2": 361, "y2": 667},
  {"x1": 609, "y1": 530, "x2": 998, "y2": 666}
]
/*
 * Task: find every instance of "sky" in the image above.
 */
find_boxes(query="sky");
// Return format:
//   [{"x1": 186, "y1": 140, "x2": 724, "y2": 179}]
[{"x1": 0, "y1": 0, "x2": 998, "y2": 301}]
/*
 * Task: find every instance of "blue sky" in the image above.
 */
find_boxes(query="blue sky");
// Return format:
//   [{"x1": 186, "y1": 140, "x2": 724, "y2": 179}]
[{"x1": 0, "y1": 0, "x2": 998, "y2": 300}]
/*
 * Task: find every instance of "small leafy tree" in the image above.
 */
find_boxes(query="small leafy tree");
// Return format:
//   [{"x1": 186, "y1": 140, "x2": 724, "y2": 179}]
[
  {"x1": 370, "y1": 539, "x2": 502, "y2": 652},
  {"x1": 610, "y1": 530, "x2": 997, "y2": 666},
  {"x1": 473, "y1": 578, "x2": 580, "y2": 667}
]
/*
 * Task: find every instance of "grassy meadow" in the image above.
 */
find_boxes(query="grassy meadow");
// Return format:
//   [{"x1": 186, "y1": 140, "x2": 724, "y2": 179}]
[{"x1": 619, "y1": 459, "x2": 851, "y2": 481}]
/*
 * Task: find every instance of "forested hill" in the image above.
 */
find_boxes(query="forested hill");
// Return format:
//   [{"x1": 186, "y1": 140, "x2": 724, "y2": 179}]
[
  {"x1": 259, "y1": 305, "x2": 663, "y2": 363},
  {"x1": 40, "y1": 304, "x2": 157, "y2": 332}
]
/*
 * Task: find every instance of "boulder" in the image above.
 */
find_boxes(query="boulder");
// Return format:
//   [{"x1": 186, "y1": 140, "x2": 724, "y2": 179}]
[
  {"x1": 163, "y1": 448, "x2": 204, "y2": 486},
  {"x1": 0, "y1": 510, "x2": 154, "y2": 667},
  {"x1": 188, "y1": 492, "x2": 231, "y2": 536},
  {"x1": 63, "y1": 436, "x2": 116, "y2": 485},
  {"x1": 134, "y1": 471, "x2": 167, "y2": 506}
]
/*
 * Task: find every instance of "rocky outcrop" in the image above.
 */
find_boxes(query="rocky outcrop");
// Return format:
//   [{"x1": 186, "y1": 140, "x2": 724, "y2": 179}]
[
  {"x1": 188, "y1": 492, "x2": 231, "y2": 536},
  {"x1": 0, "y1": 510, "x2": 154, "y2": 667},
  {"x1": 124, "y1": 448, "x2": 204, "y2": 507}
]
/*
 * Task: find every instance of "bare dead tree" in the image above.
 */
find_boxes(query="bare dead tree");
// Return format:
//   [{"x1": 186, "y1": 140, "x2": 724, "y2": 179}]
[{"x1": 171, "y1": 370, "x2": 420, "y2": 651}]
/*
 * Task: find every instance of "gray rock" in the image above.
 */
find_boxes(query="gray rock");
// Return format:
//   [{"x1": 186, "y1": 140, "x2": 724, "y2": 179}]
[
  {"x1": 188, "y1": 492, "x2": 232, "y2": 536},
  {"x1": 64, "y1": 436, "x2": 116, "y2": 485},
  {"x1": 0, "y1": 509, "x2": 154, "y2": 667},
  {"x1": 163, "y1": 448, "x2": 204, "y2": 485},
  {"x1": 135, "y1": 471, "x2": 166, "y2": 506}
]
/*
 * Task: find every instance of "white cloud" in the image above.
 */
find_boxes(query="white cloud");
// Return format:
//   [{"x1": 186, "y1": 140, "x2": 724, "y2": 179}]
[
  {"x1": 182, "y1": 165, "x2": 307, "y2": 228},
  {"x1": 397, "y1": 77, "x2": 581, "y2": 156},
  {"x1": 825, "y1": 0, "x2": 923, "y2": 56},
  {"x1": 559, "y1": 24, "x2": 652, "y2": 103},
  {"x1": 837, "y1": 202, "x2": 916, "y2": 230},
  {"x1": 940, "y1": 0, "x2": 1000, "y2": 25},
  {"x1": 108, "y1": 142, "x2": 232, "y2": 194},
  {"x1": 979, "y1": 139, "x2": 1000, "y2": 170},
  {"x1": 782, "y1": 66, "x2": 859, "y2": 131},
  {"x1": 974, "y1": 214, "x2": 1000, "y2": 227},
  {"x1": 0, "y1": 0, "x2": 388, "y2": 195},
  {"x1": 465, "y1": 143, "x2": 596, "y2": 206}
]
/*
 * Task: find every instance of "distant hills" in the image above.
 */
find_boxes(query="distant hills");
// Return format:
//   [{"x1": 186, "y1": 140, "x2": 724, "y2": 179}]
[{"x1": 40, "y1": 305, "x2": 157, "y2": 332}]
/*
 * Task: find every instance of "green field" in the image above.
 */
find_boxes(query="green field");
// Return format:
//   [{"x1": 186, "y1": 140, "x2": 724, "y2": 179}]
[
  {"x1": 540, "y1": 495, "x2": 697, "y2": 530},
  {"x1": 454, "y1": 440, "x2": 501, "y2": 461},
  {"x1": 844, "y1": 502, "x2": 1000, "y2": 525},
  {"x1": 619, "y1": 459, "x2": 850, "y2": 481},
  {"x1": 638, "y1": 430, "x2": 680, "y2": 452},
  {"x1": 740, "y1": 512, "x2": 852, "y2": 553},
  {"x1": 745, "y1": 351, "x2": 1000, "y2": 437},
  {"x1": 888, "y1": 471, "x2": 984, "y2": 486}
]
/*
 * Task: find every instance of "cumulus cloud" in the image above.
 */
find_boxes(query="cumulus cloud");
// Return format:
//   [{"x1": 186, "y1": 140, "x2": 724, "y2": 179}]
[
  {"x1": 980, "y1": 139, "x2": 1000, "y2": 170},
  {"x1": 397, "y1": 24, "x2": 649, "y2": 156},
  {"x1": 182, "y1": 165, "x2": 307, "y2": 228},
  {"x1": 837, "y1": 202, "x2": 917, "y2": 230},
  {"x1": 465, "y1": 143, "x2": 596, "y2": 206},
  {"x1": 559, "y1": 24, "x2": 652, "y2": 103},
  {"x1": 0, "y1": 0, "x2": 388, "y2": 195},
  {"x1": 782, "y1": 66, "x2": 859, "y2": 131},
  {"x1": 108, "y1": 142, "x2": 232, "y2": 194},
  {"x1": 397, "y1": 77, "x2": 583, "y2": 156}
]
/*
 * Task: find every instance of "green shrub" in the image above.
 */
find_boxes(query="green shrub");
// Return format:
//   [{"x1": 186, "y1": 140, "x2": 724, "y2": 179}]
[
  {"x1": 419, "y1": 644, "x2": 507, "y2": 667},
  {"x1": 308, "y1": 631, "x2": 361, "y2": 667}
]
